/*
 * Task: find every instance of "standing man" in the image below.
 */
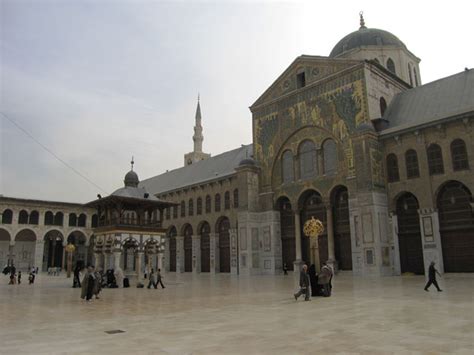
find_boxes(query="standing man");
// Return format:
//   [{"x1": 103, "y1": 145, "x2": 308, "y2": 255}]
[
  {"x1": 318, "y1": 263, "x2": 333, "y2": 297},
  {"x1": 147, "y1": 268, "x2": 157, "y2": 289},
  {"x1": 156, "y1": 268, "x2": 165, "y2": 289},
  {"x1": 17, "y1": 271, "x2": 22, "y2": 284},
  {"x1": 424, "y1": 261, "x2": 443, "y2": 292},
  {"x1": 294, "y1": 264, "x2": 310, "y2": 301}
]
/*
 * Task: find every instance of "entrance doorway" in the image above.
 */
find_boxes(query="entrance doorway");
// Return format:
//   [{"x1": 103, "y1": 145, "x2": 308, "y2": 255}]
[
  {"x1": 183, "y1": 224, "x2": 193, "y2": 272},
  {"x1": 200, "y1": 222, "x2": 211, "y2": 272},
  {"x1": 217, "y1": 217, "x2": 230, "y2": 273}
]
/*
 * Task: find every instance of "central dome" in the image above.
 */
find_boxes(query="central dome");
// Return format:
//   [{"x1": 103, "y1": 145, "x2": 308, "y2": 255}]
[
  {"x1": 124, "y1": 170, "x2": 139, "y2": 187},
  {"x1": 330, "y1": 27, "x2": 406, "y2": 58}
]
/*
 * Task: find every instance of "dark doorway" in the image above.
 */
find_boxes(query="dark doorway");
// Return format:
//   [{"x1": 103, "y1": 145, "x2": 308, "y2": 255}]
[
  {"x1": 300, "y1": 191, "x2": 327, "y2": 267},
  {"x1": 200, "y1": 222, "x2": 211, "y2": 272},
  {"x1": 333, "y1": 187, "x2": 352, "y2": 270},
  {"x1": 217, "y1": 217, "x2": 230, "y2": 273},
  {"x1": 183, "y1": 225, "x2": 193, "y2": 272},
  {"x1": 44, "y1": 232, "x2": 64, "y2": 269},
  {"x1": 438, "y1": 181, "x2": 474, "y2": 272},
  {"x1": 278, "y1": 197, "x2": 295, "y2": 271},
  {"x1": 168, "y1": 227, "x2": 177, "y2": 272},
  {"x1": 396, "y1": 193, "x2": 424, "y2": 274}
]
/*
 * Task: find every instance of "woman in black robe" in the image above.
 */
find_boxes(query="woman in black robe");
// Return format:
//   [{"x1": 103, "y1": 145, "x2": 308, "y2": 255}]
[{"x1": 308, "y1": 264, "x2": 318, "y2": 296}]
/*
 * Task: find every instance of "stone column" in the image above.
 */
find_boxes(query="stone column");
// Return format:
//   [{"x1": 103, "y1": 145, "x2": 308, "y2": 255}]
[
  {"x1": 34, "y1": 240, "x2": 45, "y2": 271},
  {"x1": 390, "y1": 213, "x2": 401, "y2": 275},
  {"x1": 175, "y1": 236, "x2": 184, "y2": 273},
  {"x1": 326, "y1": 206, "x2": 336, "y2": 270},
  {"x1": 230, "y1": 229, "x2": 238, "y2": 275},
  {"x1": 293, "y1": 211, "x2": 303, "y2": 272},
  {"x1": 61, "y1": 245, "x2": 66, "y2": 270},
  {"x1": 136, "y1": 251, "x2": 144, "y2": 283},
  {"x1": 51, "y1": 239, "x2": 56, "y2": 267},
  {"x1": 209, "y1": 233, "x2": 216, "y2": 274},
  {"x1": 192, "y1": 235, "x2": 201, "y2": 273},
  {"x1": 8, "y1": 242, "x2": 15, "y2": 266},
  {"x1": 157, "y1": 253, "x2": 164, "y2": 272},
  {"x1": 114, "y1": 251, "x2": 121, "y2": 271}
]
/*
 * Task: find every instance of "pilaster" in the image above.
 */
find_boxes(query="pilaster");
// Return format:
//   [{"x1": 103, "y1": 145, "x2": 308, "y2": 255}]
[
  {"x1": 176, "y1": 236, "x2": 184, "y2": 273},
  {"x1": 192, "y1": 235, "x2": 201, "y2": 273}
]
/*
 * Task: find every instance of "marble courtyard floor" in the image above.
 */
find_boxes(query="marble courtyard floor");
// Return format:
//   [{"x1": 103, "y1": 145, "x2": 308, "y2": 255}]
[{"x1": 0, "y1": 272, "x2": 473, "y2": 354}]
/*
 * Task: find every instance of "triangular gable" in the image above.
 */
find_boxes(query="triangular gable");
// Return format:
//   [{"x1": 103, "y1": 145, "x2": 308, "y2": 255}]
[{"x1": 250, "y1": 55, "x2": 361, "y2": 110}]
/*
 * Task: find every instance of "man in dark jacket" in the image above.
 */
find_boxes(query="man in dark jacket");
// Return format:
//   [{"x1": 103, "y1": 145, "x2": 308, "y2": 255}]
[
  {"x1": 424, "y1": 261, "x2": 442, "y2": 292},
  {"x1": 294, "y1": 264, "x2": 310, "y2": 301}
]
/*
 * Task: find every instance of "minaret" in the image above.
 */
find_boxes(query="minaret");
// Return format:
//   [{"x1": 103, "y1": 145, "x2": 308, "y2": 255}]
[{"x1": 184, "y1": 95, "x2": 211, "y2": 166}]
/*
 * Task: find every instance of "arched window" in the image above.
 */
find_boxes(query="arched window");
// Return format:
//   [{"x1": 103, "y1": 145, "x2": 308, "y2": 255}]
[
  {"x1": 414, "y1": 68, "x2": 419, "y2": 86},
  {"x1": 205, "y1": 195, "x2": 211, "y2": 213},
  {"x1": 233, "y1": 189, "x2": 239, "y2": 208},
  {"x1": 380, "y1": 97, "x2": 387, "y2": 117},
  {"x1": 408, "y1": 64, "x2": 413, "y2": 86},
  {"x1": 224, "y1": 191, "x2": 230, "y2": 210},
  {"x1": 323, "y1": 139, "x2": 337, "y2": 175},
  {"x1": 2, "y1": 209, "x2": 13, "y2": 224},
  {"x1": 18, "y1": 210, "x2": 29, "y2": 224},
  {"x1": 405, "y1": 149, "x2": 420, "y2": 178},
  {"x1": 427, "y1": 144, "x2": 444, "y2": 175},
  {"x1": 78, "y1": 214, "x2": 86, "y2": 227},
  {"x1": 215, "y1": 194, "x2": 221, "y2": 212},
  {"x1": 188, "y1": 199, "x2": 194, "y2": 216},
  {"x1": 92, "y1": 214, "x2": 98, "y2": 228},
  {"x1": 451, "y1": 139, "x2": 469, "y2": 171},
  {"x1": 197, "y1": 197, "x2": 203, "y2": 215},
  {"x1": 29, "y1": 211, "x2": 39, "y2": 225},
  {"x1": 282, "y1": 150, "x2": 294, "y2": 183},
  {"x1": 44, "y1": 211, "x2": 54, "y2": 225},
  {"x1": 180, "y1": 201, "x2": 186, "y2": 217},
  {"x1": 69, "y1": 213, "x2": 77, "y2": 227},
  {"x1": 386, "y1": 154, "x2": 400, "y2": 182},
  {"x1": 173, "y1": 205, "x2": 178, "y2": 219},
  {"x1": 54, "y1": 212, "x2": 64, "y2": 226},
  {"x1": 299, "y1": 140, "x2": 317, "y2": 179},
  {"x1": 166, "y1": 207, "x2": 171, "y2": 220},
  {"x1": 387, "y1": 58, "x2": 396, "y2": 74}
]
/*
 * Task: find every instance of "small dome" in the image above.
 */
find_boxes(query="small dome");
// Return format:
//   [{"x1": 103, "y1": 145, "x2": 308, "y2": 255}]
[
  {"x1": 330, "y1": 27, "x2": 406, "y2": 58},
  {"x1": 239, "y1": 158, "x2": 256, "y2": 167},
  {"x1": 356, "y1": 122, "x2": 375, "y2": 133},
  {"x1": 124, "y1": 170, "x2": 139, "y2": 187}
]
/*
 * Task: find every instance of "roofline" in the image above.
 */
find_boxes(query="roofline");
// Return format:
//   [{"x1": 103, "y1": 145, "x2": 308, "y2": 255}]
[
  {"x1": 365, "y1": 59, "x2": 412, "y2": 88},
  {"x1": 379, "y1": 111, "x2": 474, "y2": 139},
  {"x1": 0, "y1": 196, "x2": 91, "y2": 209},
  {"x1": 332, "y1": 44, "x2": 420, "y2": 62}
]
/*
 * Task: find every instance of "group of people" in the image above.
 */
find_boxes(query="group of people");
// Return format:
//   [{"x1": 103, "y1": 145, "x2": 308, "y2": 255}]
[
  {"x1": 294, "y1": 263, "x2": 333, "y2": 301},
  {"x1": 146, "y1": 268, "x2": 165, "y2": 289},
  {"x1": 80, "y1": 265, "x2": 102, "y2": 301},
  {"x1": 3, "y1": 265, "x2": 38, "y2": 285}
]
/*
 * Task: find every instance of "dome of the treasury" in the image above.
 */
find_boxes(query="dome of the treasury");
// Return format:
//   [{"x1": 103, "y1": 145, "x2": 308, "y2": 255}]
[{"x1": 329, "y1": 15, "x2": 406, "y2": 58}]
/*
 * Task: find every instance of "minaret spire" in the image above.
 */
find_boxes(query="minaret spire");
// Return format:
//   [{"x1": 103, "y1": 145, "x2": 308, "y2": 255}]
[{"x1": 184, "y1": 95, "x2": 211, "y2": 166}]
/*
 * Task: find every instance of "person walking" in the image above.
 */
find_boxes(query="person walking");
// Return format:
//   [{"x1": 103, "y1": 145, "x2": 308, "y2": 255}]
[
  {"x1": 28, "y1": 271, "x2": 35, "y2": 284},
  {"x1": 81, "y1": 266, "x2": 96, "y2": 301},
  {"x1": 283, "y1": 263, "x2": 288, "y2": 275},
  {"x1": 318, "y1": 263, "x2": 333, "y2": 297},
  {"x1": 156, "y1": 268, "x2": 165, "y2": 289},
  {"x1": 147, "y1": 268, "x2": 157, "y2": 289},
  {"x1": 424, "y1": 261, "x2": 443, "y2": 292},
  {"x1": 17, "y1": 271, "x2": 22, "y2": 284},
  {"x1": 294, "y1": 264, "x2": 310, "y2": 301}
]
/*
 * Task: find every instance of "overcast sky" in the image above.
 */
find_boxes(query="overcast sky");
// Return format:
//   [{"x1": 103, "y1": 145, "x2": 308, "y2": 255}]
[{"x1": 1, "y1": 0, "x2": 473, "y2": 203}]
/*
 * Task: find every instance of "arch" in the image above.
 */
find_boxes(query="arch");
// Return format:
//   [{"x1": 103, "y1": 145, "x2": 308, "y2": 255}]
[
  {"x1": 15, "y1": 229, "x2": 36, "y2": 241},
  {"x1": 13, "y1": 229, "x2": 36, "y2": 271},
  {"x1": 396, "y1": 192, "x2": 424, "y2": 274},
  {"x1": 0, "y1": 228, "x2": 11, "y2": 267},
  {"x1": 386, "y1": 153, "x2": 400, "y2": 182},
  {"x1": 43, "y1": 230, "x2": 64, "y2": 271},
  {"x1": 122, "y1": 238, "x2": 138, "y2": 271},
  {"x1": 197, "y1": 197, "x2": 203, "y2": 215},
  {"x1": 427, "y1": 143, "x2": 444, "y2": 175},
  {"x1": 216, "y1": 216, "x2": 231, "y2": 273},
  {"x1": 233, "y1": 189, "x2": 239, "y2": 208},
  {"x1": 168, "y1": 226, "x2": 177, "y2": 272},
  {"x1": 405, "y1": 149, "x2": 420, "y2": 179},
  {"x1": 180, "y1": 201, "x2": 185, "y2": 217},
  {"x1": 91, "y1": 214, "x2": 98, "y2": 228},
  {"x1": 18, "y1": 210, "x2": 29, "y2": 224},
  {"x1": 276, "y1": 196, "x2": 295, "y2": 271},
  {"x1": 437, "y1": 181, "x2": 474, "y2": 272},
  {"x1": 379, "y1": 97, "x2": 387, "y2": 117},
  {"x1": 330, "y1": 185, "x2": 352, "y2": 270},
  {"x1": 281, "y1": 150, "x2": 294, "y2": 183},
  {"x1": 54, "y1": 212, "x2": 64, "y2": 226},
  {"x1": 215, "y1": 194, "x2": 221, "y2": 212},
  {"x1": 29, "y1": 211, "x2": 39, "y2": 225},
  {"x1": 224, "y1": 191, "x2": 230, "y2": 210},
  {"x1": 450, "y1": 139, "x2": 469, "y2": 171},
  {"x1": 172, "y1": 205, "x2": 178, "y2": 219},
  {"x1": 69, "y1": 213, "x2": 77, "y2": 227},
  {"x1": 299, "y1": 189, "x2": 327, "y2": 266},
  {"x1": 205, "y1": 195, "x2": 211, "y2": 213},
  {"x1": 183, "y1": 224, "x2": 193, "y2": 272},
  {"x1": 298, "y1": 140, "x2": 318, "y2": 180},
  {"x1": 44, "y1": 211, "x2": 54, "y2": 225},
  {"x1": 77, "y1": 214, "x2": 86, "y2": 227},
  {"x1": 199, "y1": 221, "x2": 211, "y2": 272},
  {"x1": 67, "y1": 231, "x2": 87, "y2": 267},
  {"x1": 387, "y1": 57, "x2": 396, "y2": 74},
  {"x1": 2, "y1": 209, "x2": 13, "y2": 224},
  {"x1": 188, "y1": 198, "x2": 194, "y2": 216},
  {"x1": 322, "y1": 139, "x2": 337, "y2": 175}
]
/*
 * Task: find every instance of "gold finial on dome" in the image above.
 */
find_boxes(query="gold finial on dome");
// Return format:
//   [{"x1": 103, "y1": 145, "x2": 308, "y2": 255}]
[{"x1": 359, "y1": 11, "x2": 366, "y2": 29}]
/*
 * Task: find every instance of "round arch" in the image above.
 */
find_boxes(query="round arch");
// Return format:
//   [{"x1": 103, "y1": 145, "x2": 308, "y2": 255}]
[
  {"x1": 13, "y1": 229, "x2": 36, "y2": 271},
  {"x1": 43, "y1": 230, "x2": 64, "y2": 271},
  {"x1": 396, "y1": 192, "x2": 424, "y2": 274},
  {"x1": 122, "y1": 237, "x2": 138, "y2": 272},
  {"x1": 67, "y1": 231, "x2": 88, "y2": 268},
  {"x1": 0, "y1": 228, "x2": 12, "y2": 268},
  {"x1": 216, "y1": 216, "x2": 231, "y2": 273},
  {"x1": 436, "y1": 180, "x2": 474, "y2": 272}
]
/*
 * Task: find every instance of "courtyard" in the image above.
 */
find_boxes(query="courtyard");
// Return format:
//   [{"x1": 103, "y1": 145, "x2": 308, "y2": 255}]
[{"x1": 0, "y1": 272, "x2": 473, "y2": 354}]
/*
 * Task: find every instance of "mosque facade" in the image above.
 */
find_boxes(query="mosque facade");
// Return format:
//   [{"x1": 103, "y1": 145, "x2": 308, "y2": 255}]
[{"x1": 1, "y1": 15, "x2": 473, "y2": 277}]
